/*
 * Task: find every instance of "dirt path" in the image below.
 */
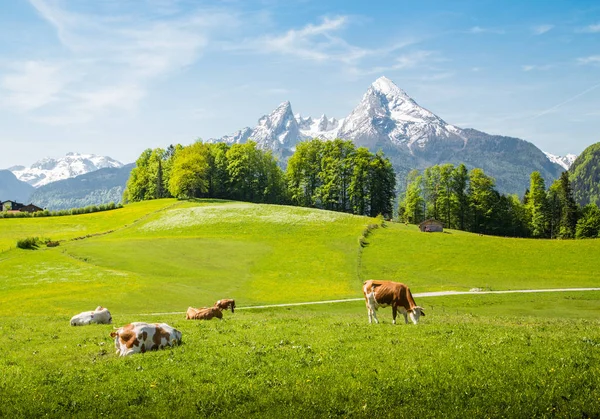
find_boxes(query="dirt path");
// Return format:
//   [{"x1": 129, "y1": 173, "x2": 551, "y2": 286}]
[{"x1": 139, "y1": 287, "x2": 600, "y2": 316}]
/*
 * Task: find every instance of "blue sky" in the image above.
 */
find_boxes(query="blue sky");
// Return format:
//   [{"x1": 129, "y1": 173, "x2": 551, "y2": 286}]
[{"x1": 1, "y1": 0, "x2": 599, "y2": 168}]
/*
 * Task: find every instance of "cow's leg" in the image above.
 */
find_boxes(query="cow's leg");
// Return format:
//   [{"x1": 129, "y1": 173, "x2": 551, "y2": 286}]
[
  {"x1": 371, "y1": 308, "x2": 379, "y2": 324},
  {"x1": 392, "y1": 305, "x2": 397, "y2": 325},
  {"x1": 403, "y1": 311, "x2": 409, "y2": 324}
]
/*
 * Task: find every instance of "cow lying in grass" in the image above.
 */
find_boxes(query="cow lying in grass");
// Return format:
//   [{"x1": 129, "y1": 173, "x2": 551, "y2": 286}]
[
  {"x1": 110, "y1": 322, "x2": 182, "y2": 356},
  {"x1": 363, "y1": 280, "x2": 425, "y2": 325},
  {"x1": 70, "y1": 306, "x2": 112, "y2": 326},
  {"x1": 186, "y1": 306, "x2": 223, "y2": 320},
  {"x1": 214, "y1": 299, "x2": 235, "y2": 313}
]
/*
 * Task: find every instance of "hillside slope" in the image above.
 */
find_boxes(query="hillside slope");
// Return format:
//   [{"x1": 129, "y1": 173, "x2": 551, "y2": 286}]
[
  {"x1": 569, "y1": 142, "x2": 600, "y2": 207},
  {"x1": 2, "y1": 199, "x2": 600, "y2": 317}
]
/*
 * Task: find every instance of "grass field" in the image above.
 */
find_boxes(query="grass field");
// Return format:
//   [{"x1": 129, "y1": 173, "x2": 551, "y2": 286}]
[{"x1": 1, "y1": 199, "x2": 599, "y2": 417}]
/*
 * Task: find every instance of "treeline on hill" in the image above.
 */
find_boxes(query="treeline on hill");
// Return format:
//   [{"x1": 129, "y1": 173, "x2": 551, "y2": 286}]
[
  {"x1": 0, "y1": 202, "x2": 122, "y2": 219},
  {"x1": 399, "y1": 164, "x2": 600, "y2": 239},
  {"x1": 124, "y1": 139, "x2": 396, "y2": 218}
]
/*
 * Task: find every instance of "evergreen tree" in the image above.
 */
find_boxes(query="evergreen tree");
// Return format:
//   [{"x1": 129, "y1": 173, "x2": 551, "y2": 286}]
[
  {"x1": 526, "y1": 171, "x2": 548, "y2": 237},
  {"x1": 368, "y1": 151, "x2": 396, "y2": 218},
  {"x1": 468, "y1": 168, "x2": 496, "y2": 234},
  {"x1": 557, "y1": 171, "x2": 578, "y2": 238},
  {"x1": 451, "y1": 164, "x2": 469, "y2": 231},
  {"x1": 437, "y1": 164, "x2": 454, "y2": 228}
]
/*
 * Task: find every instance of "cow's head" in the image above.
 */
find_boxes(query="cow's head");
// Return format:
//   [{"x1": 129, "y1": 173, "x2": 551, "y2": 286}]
[{"x1": 408, "y1": 306, "x2": 425, "y2": 324}]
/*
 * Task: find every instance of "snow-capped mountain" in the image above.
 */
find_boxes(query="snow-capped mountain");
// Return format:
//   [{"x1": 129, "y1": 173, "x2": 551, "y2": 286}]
[
  {"x1": 9, "y1": 152, "x2": 123, "y2": 188},
  {"x1": 337, "y1": 76, "x2": 466, "y2": 151},
  {"x1": 210, "y1": 76, "x2": 565, "y2": 194},
  {"x1": 543, "y1": 152, "x2": 577, "y2": 170}
]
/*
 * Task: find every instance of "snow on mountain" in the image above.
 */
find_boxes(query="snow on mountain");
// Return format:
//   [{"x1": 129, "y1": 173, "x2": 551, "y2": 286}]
[
  {"x1": 208, "y1": 75, "x2": 564, "y2": 194},
  {"x1": 337, "y1": 76, "x2": 466, "y2": 152},
  {"x1": 543, "y1": 152, "x2": 577, "y2": 170},
  {"x1": 209, "y1": 101, "x2": 341, "y2": 156},
  {"x1": 10, "y1": 152, "x2": 123, "y2": 188}
]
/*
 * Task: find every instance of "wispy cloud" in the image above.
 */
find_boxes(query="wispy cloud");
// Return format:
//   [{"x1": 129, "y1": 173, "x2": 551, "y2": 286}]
[
  {"x1": 578, "y1": 23, "x2": 600, "y2": 33},
  {"x1": 532, "y1": 81, "x2": 600, "y2": 118},
  {"x1": 1, "y1": 61, "x2": 73, "y2": 111},
  {"x1": 522, "y1": 64, "x2": 553, "y2": 71},
  {"x1": 230, "y1": 15, "x2": 417, "y2": 68},
  {"x1": 469, "y1": 26, "x2": 505, "y2": 35},
  {"x1": 577, "y1": 55, "x2": 600, "y2": 65},
  {"x1": 347, "y1": 50, "x2": 437, "y2": 77},
  {"x1": 532, "y1": 24, "x2": 554, "y2": 35},
  {"x1": 0, "y1": 0, "x2": 235, "y2": 124}
]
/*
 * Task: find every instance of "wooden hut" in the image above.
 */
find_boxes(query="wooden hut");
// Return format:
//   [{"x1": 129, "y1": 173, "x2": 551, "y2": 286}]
[{"x1": 419, "y1": 219, "x2": 443, "y2": 232}]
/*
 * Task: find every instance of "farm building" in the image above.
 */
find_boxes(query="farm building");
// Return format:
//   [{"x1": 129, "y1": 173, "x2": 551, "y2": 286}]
[
  {"x1": 1, "y1": 200, "x2": 43, "y2": 213},
  {"x1": 419, "y1": 219, "x2": 443, "y2": 232},
  {"x1": 1, "y1": 200, "x2": 24, "y2": 212},
  {"x1": 20, "y1": 204, "x2": 43, "y2": 213}
]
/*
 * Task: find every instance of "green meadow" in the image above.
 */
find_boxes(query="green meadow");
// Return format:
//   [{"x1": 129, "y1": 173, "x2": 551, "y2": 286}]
[{"x1": 1, "y1": 199, "x2": 599, "y2": 418}]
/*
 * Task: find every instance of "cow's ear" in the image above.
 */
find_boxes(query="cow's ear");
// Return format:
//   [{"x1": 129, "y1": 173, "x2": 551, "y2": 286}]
[
  {"x1": 110, "y1": 332, "x2": 117, "y2": 338},
  {"x1": 421, "y1": 310, "x2": 425, "y2": 316}
]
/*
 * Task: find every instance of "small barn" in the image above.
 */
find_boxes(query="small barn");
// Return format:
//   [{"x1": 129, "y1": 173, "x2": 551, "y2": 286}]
[
  {"x1": 419, "y1": 219, "x2": 444, "y2": 232},
  {"x1": 21, "y1": 204, "x2": 43, "y2": 213}
]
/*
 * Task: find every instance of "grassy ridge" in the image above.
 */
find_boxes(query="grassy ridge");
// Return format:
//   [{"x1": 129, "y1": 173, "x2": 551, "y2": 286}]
[
  {"x1": 0, "y1": 199, "x2": 179, "y2": 253},
  {"x1": 0, "y1": 201, "x2": 370, "y2": 316},
  {"x1": 361, "y1": 222, "x2": 600, "y2": 291}
]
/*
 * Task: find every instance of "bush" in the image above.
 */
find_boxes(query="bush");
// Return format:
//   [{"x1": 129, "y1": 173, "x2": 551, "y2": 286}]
[{"x1": 17, "y1": 237, "x2": 40, "y2": 250}]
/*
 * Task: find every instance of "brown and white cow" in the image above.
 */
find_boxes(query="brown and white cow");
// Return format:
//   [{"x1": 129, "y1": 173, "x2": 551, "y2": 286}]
[
  {"x1": 70, "y1": 306, "x2": 112, "y2": 326},
  {"x1": 363, "y1": 280, "x2": 425, "y2": 325},
  {"x1": 186, "y1": 306, "x2": 223, "y2": 320},
  {"x1": 110, "y1": 322, "x2": 182, "y2": 356},
  {"x1": 214, "y1": 299, "x2": 235, "y2": 313}
]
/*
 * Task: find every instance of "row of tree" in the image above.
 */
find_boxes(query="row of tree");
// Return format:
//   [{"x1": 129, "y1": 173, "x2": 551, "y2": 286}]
[
  {"x1": 124, "y1": 139, "x2": 397, "y2": 218},
  {"x1": 399, "y1": 163, "x2": 600, "y2": 239}
]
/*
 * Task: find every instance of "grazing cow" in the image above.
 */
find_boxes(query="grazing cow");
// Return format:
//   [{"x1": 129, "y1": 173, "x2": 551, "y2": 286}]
[
  {"x1": 363, "y1": 280, "x2": 425, "y2": 325},
  {"x1": 110, "y1": 322, "x2": 182, "y2": 356},
  {"x1": 70, "y1": 306, "x2": 112, "y2": 326},
  {"x1": 214, "y1": 299, "x2": 235, "y2": 313},
  {"x1": 186, "y1": 306, "x2": 223, "y2": 320}
]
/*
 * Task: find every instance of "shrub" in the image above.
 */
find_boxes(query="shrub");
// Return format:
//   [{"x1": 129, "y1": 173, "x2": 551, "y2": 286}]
[{"x1": 17, "y1": 237, "x2": 40, "y2": 250}]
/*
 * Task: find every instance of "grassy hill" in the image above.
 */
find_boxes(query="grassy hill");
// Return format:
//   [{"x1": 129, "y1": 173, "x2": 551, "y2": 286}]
[{"x1": 0, "y1": 199, "x2": 599, "y2": 417}]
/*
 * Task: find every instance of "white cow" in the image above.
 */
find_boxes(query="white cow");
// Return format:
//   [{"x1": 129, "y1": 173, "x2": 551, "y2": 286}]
[
  {"x1": 110, "y1": 322, "x2": 182, "y2": 356},
  {"x1": 70, "y1": 306, "x2": 112, "y2": 326}
]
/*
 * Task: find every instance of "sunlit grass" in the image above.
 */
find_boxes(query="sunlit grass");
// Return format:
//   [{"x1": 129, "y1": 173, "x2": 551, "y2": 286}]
[
  {"x1": 1, "y1": 199, "x2": 599, "y2": 417},
  {"x1": 361, "y1": 222, "x2": 600, "y2": 291}
]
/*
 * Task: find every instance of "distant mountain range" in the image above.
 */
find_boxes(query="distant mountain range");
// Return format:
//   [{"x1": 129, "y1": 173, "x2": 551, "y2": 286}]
[
  {"x1": 210, "y1": 76, "x2": 571, "y2": 195},
  {"x1": 9, "y1": 152, "x2": 123, "y2": 188},
  {"x1": 27, "y1": 164, "x2": 135, "y2": 210}
]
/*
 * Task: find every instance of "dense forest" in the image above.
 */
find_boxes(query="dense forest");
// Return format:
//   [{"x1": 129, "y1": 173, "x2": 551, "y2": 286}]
[
  {"x1": 124, "y1": 139, "x2": 397, "y2": 218},
  {"x1": 399, "y1": 163, "x2": 600, "y2": 239}
]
